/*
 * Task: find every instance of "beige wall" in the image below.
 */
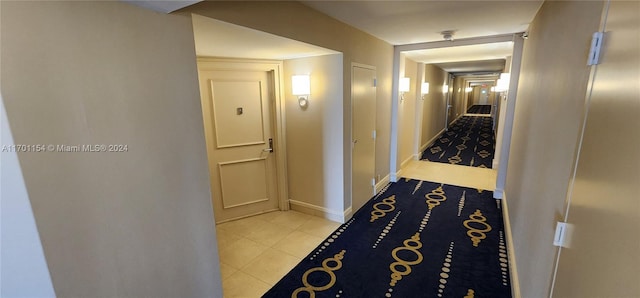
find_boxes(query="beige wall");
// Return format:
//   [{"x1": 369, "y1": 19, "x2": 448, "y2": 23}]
[
  {"x1": 503, "y1": 1, "x2": 604, "y2": 296},
  {"x1": 398, "y1": 56, "x2": 418, "y2": 168},
  {"x1": 552, "y1": 1, "x2": 640, "y2": 296},
  {"x1": 182, "y1": 1, "x2": 394, "y2": 210},
  {"x1": 1, "y1": 1, "x2": 222, "y2": 296},
  {"x1": 420, "y1": 64, "x2": 448, "y2": 150},
  {"x1": 283, "y1": 54, "x2": 345, "y2": 217}
]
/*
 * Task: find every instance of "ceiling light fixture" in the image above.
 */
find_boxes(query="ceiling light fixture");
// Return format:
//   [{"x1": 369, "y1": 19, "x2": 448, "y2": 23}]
[{"x1": 441, "y1": 30, "x2": 456, "y2": 41}]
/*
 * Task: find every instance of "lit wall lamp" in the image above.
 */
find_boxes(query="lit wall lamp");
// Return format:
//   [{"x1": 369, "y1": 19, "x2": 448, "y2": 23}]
[
  {"x1": 465, "y1": 87, "x2": 473, "y2": 93},
  {"x1": 292, "y1": 74, "x2": 311, "y2": 108},
  {"x1": 495, "y1": 73, "x2": 510, "y2": 92},
  {"x1": 421, "y1": 82, "x2": 429, "y2": 99},
  {"x1": 442, "y1": 84, "x2": 449, "y2": 94},
  {"x1": 399, "y1": 77, "x2": 410, "y2": 100}
]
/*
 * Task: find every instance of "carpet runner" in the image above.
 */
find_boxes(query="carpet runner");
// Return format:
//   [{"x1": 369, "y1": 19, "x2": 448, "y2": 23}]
[
  {"x1": 467, "y1": 105, "x2": 492, "y2": 114},
  {"x1": 421, "y1": 116, "x2": 495, "y2": 168},
  {"x1": 263, "y1": 179, "x2": 511, "y2": 298}
]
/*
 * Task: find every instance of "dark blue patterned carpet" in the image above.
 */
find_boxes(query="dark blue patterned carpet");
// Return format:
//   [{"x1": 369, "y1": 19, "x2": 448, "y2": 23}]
[
  {"x1": 467, "y1": 105, "x2": 492, "y2": 114},
  {"x1": 263, "y1": 179, "x2": 511, "y2": 298},
  {"x1": 421, "y1": 116, "x2": 495, "y2": 168}
]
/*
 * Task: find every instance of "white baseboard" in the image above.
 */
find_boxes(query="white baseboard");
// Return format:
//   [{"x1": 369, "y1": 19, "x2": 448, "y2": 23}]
[
  {"x1": 501, "y1": 192, "x2": 521, "y2": 298},
  {"x1": 289, "y1": 199, "x2": 346, "y2": 223},
  {"x1": 343, "y1": 207, "x2": 353, "y2": 222},
  {"x1": 420, "y1": 127, "x2": 447, "y2": 153},
  {"x1": 375, "y1": 174, "x2": 390, "y2": 194},
  {"x1": 390, "y1": 172, "x2": 399, "y2": 182}
]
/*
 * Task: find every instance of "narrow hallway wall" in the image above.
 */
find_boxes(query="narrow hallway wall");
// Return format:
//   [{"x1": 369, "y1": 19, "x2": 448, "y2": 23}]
[
  {"x1": 283, "y1": 54, "x2": 345, "y2": 220},
  {"x1": 397, "y1": 56, "x2": 418, "y2": 169},
  {"x1": 503, "y1": 1, "x2": 605, "y2": 296},
  {"x1": 420, "y1": 64, "x2": 448, "y2": 151},
  {"x1": 1, "y1": 1, "x2": 222, "y2": 296}
]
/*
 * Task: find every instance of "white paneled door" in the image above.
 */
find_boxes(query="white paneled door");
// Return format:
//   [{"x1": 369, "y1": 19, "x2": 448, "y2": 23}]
[
  {"x1": 351, "y1": 65, "x2": 377, "y2": 213},
  {"x1": 198, "y1": 62, "x2": 279, "y2": 223}
]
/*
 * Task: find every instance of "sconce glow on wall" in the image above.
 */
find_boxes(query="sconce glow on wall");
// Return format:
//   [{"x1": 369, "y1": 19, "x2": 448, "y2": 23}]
[
  {"x1": 421, "y1": 82, "x2": 429, "y2": 99},
  {"x1": 442, "y1": 84, "x2": 449, "y2": 94},
  {"x1": 495, "y1": 73, "x2": 510, "y2": 92},
  {"x1": 399, "y1": 77, "x2": 410, "y2": 100},
  {"x1": 292, "y1": 75, "x2": 311, "y2": 108}
]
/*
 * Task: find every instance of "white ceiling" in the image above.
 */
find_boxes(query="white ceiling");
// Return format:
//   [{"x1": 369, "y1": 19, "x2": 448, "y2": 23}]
[
  {"x1": 128, "y1": 0, "x2": 543, "y2": 73},
  {"x1": 405, "y1": 41, "x2": 514, "y2": 64},
  {"x1": 123, "y1": 0, "x2": 202, "y2": 13},
  {"x1": 301, "y1": 1, "x2": 543, "y2": 45},
  {"x1": 192, "y1": 14, "x2": 339, "y2": 60},
  {"x1": 405, "y1": 41, "x2": 514, "y2": 73},
  {"x1": 301, "y1": 0, "x2": 542, "y2": 72}
]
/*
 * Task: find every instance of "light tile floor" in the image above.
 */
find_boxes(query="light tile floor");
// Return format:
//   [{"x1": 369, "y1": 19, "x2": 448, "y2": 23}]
[
  {"x1": 216, "y1": 211, "x2": 341, "y2": 298},
  {"x1": 217, "y1": 160, "x2": 496, "y2": 297},
  {"x1": 400, "y1": 160, "x2": 497, "y2": 191}
]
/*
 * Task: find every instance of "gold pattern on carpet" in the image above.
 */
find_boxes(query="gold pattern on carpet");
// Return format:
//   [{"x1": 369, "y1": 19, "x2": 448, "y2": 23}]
[
  {"x1": 373, "y1": 211, "x2": 402, "y2": 249},
  {"x1": 464, "y1": 289, "x2": 475, "y2": 298},
  {"x1": 310, "y1": 218, "x2": 354, "y2": 260},
  {"x1": 499, "y1": 231, "x2": 509, "y2": 285},
  {"x1": 448, "y1": 152, "x2": 463, "y2": 164},
  {"x1": 436, "y1": 242, "x2": 455, "y2": 297},
  {"x1": 463, "y1": 209, "x2": 492, "y2": 247},
  {"x1": 412, "y1": 181, "x2": 423, "y2": 195},
  {"x1": 477, "y1": 150, "x2": 491, "y2": 158},
  {"x1": 371, "y1": 195, "x2": 397, "y2": 222},
  {"x1": 425, "y1": 184, "x2": 447, "y2": 210},
  {"x1": 388, "y1": 233, "x2": 423, "y2": 287},
  {"x1": 292, "y1": 250, "x2": 346, "y2": 298},
  {"x1": 457, "y1": 191, "x2": 466, "y2": 217}
]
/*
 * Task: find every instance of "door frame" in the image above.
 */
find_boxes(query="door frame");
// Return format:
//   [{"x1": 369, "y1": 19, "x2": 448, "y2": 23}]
[
  {"x1": 350, "y1": 62, "x2": 377, "y2": 214},
  {"x1": 197, "y1": 57, "x2": 290, "y2": 214},
  {"x1": 390, "y1": 33, "x2": 520, "y2": 182}
]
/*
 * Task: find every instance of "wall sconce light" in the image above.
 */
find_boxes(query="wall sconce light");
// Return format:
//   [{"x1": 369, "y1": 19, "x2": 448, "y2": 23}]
[
  {"x1": 465, "y1": 87, "x2": 473, "y2": 93},
  {"x1": 495, "y1": 73, "x2": 510, "y2": 92},
  {"x1": 442, "y1": 84, "x2": 449, "y2": 94},
  {"x1": 292, "y1": 74, "x2": 311, "y2": 108},
  {"x1": 421, "y1": 82, "x2": 429, "y2": 99},
  {"x1": 399, "y1": 77, "x2": 410, "y2": 100}
]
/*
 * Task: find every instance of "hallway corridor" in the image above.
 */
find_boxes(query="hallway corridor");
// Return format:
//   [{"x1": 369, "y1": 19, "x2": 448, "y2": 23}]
[
  {"x1": 421, "y1": 116, "x2": 496, "y2": 168},
  {"x1": 218, "y1": 115, "x2": 503, "y2": 297}
]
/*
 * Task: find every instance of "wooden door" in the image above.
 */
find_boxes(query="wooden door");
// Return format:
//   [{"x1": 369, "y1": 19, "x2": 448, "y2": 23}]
[
  {"x1": 198, "y1": 63, "x2": 279, "y2": 223},
  {"x1": 351, "y1": 65, "x2": 377, "y2": 213}
]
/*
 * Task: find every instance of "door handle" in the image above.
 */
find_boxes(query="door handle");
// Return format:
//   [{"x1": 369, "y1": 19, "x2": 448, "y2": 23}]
[{"x1": 263, "y1": 138, "x2": 274, "y2": 153}]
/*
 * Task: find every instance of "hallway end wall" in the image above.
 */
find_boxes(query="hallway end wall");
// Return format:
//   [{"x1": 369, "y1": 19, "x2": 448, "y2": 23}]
[
  {"x1": 503, "y1": 1, "x2": 605, "y2": 296},
  {"x1": 283, "y1": 54, "x2": 345, "y2": 220}
]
